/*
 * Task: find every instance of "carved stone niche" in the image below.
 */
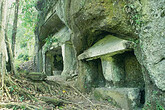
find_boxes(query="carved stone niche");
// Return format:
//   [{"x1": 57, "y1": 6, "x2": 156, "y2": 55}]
[
  {"x1": 78, "y1": 35, "x2": 145, "y2": 109},
  {"x1": 44, "y1": 46, "x2": 63, "y2": 76}
]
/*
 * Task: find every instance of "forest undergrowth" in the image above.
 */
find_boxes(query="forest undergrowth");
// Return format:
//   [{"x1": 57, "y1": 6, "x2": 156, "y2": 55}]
[{"x1": 0, "y1": 72, "x2": 120, "y2": 110}]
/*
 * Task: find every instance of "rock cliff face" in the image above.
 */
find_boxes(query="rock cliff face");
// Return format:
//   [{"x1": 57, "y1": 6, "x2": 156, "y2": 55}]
[
  {"x1": 55, "y1": 0, "x2": 136, "y2": 55},
  {"x1": 35, "y1": 0, "x2": 165, "y2": 109},
  {"x1": 134, "y1": 0, "x2": 165, "y2": 109}
]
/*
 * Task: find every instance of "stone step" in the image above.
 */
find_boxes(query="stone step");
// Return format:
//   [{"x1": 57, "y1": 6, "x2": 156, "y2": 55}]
[
  {"x1": 46, "y1": 75, "x2": 67, "y2": 82},
  {"x1": 93, "y1": 87, "x2": 141, "y2": 110},
  {"x1": 53, "y1": 71, "x2": 62, "y2": 75},
  {"x1": 27, "y1": 72, "x2": 47, "y2": 81}
]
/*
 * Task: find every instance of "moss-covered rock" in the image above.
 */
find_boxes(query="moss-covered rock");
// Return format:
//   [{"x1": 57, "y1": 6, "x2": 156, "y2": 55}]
[
  {"x1": 94, "y1": 87, "x2": 140, "y2": 110},
  {"x1": 56, "y1": 0, "x2": 135, "y2": 38},
  {"x1": 134, "y1": 0, "x2": 165, "y2": 109},
  {"x1": 27, "y1": 72, "x2": 47, "y2": 81},
  {"x1": 35, "y1": 0, "x2": 165, "y2": 109}
]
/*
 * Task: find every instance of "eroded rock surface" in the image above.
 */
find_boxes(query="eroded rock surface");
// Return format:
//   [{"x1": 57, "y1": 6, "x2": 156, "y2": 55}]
[
  {"x1": 94, "y1": 87, "x2": 140, "y2": 110},
  {"x1": 35, "y1": 0, "x2": 165, "y2": 109},
  {"x1": 137, "y1": 0, "x2": 165, "y2": 91}
]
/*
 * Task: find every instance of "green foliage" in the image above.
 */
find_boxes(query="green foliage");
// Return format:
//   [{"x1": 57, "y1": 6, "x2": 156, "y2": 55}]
[
  {"x1": 143, "y1": 100, "x2": 164, "y2": 110},
  {"x1": 17, "y1": 53, "x2": 29, "y2": 61},
  {"x1": 18, "y1": 0, "x2": 37, "y2": 59},
  {"x1": 17, "y1": 54, "x2": 24, "y2": 59},
  {"x1": 9, "y1": 86, "x2": 14, "y2": 93},
  {"x1": 12, "y1": 105, "x2": 26, "y2": 110},
  {"x1": 7, "y1": 0, "x2": 37, "y2": 63},
  {"x1": 20, "y1": 0, "x2": 37, "y2": 29},
  {"x1": 19, "y1": 96, "x2": 25, "y2": 102},
  {"x1": 107, "y1": 98, "x2": 112, "y2": 102},
  {"x1": 124, "y1": 3, "x2": 143, "y2": 33},
  {"x1": 15, "y1": 59, "x2": 24, "y2": 71},
  {"x1": 44, "y1": 36, "x2": 58, "y2": 49},
  {"x1": 45, "y1": 36, "x2": 58, "y2": 45},
  {"x1": 20, "y1": 105, "x2": 26, "y2": 110},
  {"x1": 20, "y1": 42, "x2": 27, "y2": 48},
  {"x1": 17, "y1": 0, "x2": 37, "y2": 54},
  {"x1": 13, "y1": 105, "x2": 19, "y2": 110},
  {"x1": 156, "y1": 103, "x2": 164, "y2": 110},
  {"x1": 9, "y1": 85, "x2": 17, "y2": 93},
  {"x1": 59, "y1": 107, "x2": 63, "y2": 110},
  {"x1": 23, "y1": 55, "x2": 29, "y2": 61}
]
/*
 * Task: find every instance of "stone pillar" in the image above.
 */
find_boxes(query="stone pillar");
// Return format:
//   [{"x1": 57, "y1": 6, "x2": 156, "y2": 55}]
[
  {"x1": 61, "y1": 42, "x2": 77, "y2": 76},
  {"x1": 38, "y1": 48, "x2": 43, "y2": 72},
  {"x1": 77, "y1": 59, "x2": 105, "y2": 93},
  {"x1": 45, "y1": 53, "x2": 52, "y2": 76},
  {"x1": 42, "y1": 51, "x2": 46, "y2": 73},
  {"x1": 0, "y1": 53, "x2": 2, "y2": 75},
  {"x1": 34, "y1": 33, "x2": 43, "y2": 72},
  {"x1": 35, "y1": 43, "x2": 39, "y2": 72},
  {"x1": 101, "y1": 56, "x2": 125, "y2": 87},
  {"x1": 77, "y1": 60, "x2": 99, "y2": 93}
]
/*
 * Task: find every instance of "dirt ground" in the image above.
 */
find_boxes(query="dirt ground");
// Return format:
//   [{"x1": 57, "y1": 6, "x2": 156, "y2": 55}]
[{"x1": 0, "y1": 72, "x2": 121, "y2": 110}]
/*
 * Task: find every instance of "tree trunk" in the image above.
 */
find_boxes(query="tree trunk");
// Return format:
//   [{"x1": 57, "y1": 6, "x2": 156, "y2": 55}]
[
  {"x1": 5, "y1": 7, "x2": 16, "y2": 74},
  {"x1": 0, "y1": 0, "x2": 8, "y2": 97},
  {"x1": 11, "y1": 0, "x2": 19, "y2": 57},
  {"x1": 5, "y1": 34, "x2": 16, "y2": 75}
]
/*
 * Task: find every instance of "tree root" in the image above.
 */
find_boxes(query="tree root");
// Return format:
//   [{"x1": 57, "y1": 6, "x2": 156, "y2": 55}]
[
  {"x1": 1, "y1": 74, "x2": 112, "y2": 110},
  {"x1": 0, "y1": 74, "x2": 43, "y2": 109},
  {"x1": 40, "y1": 96, "x2": 84, "y2": 109},
  {"x1": 4, "y1": 84, "x2": 11, "y2": 100},
  {"x1": 47, "y1": 79, "x2": 95, "y2": 108},
  {"x1": 0, "y1": 102, "x2": 41, "y2": 110},
  {"x1": 42, "y1": 81, "x2": 53, "y2": 95},
  {"x1": 4, "y1": 74, "x2": 39, "y2": 102},
  {"x1": 69, "y1": 85, "x2": 94, "y2": 106}
]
